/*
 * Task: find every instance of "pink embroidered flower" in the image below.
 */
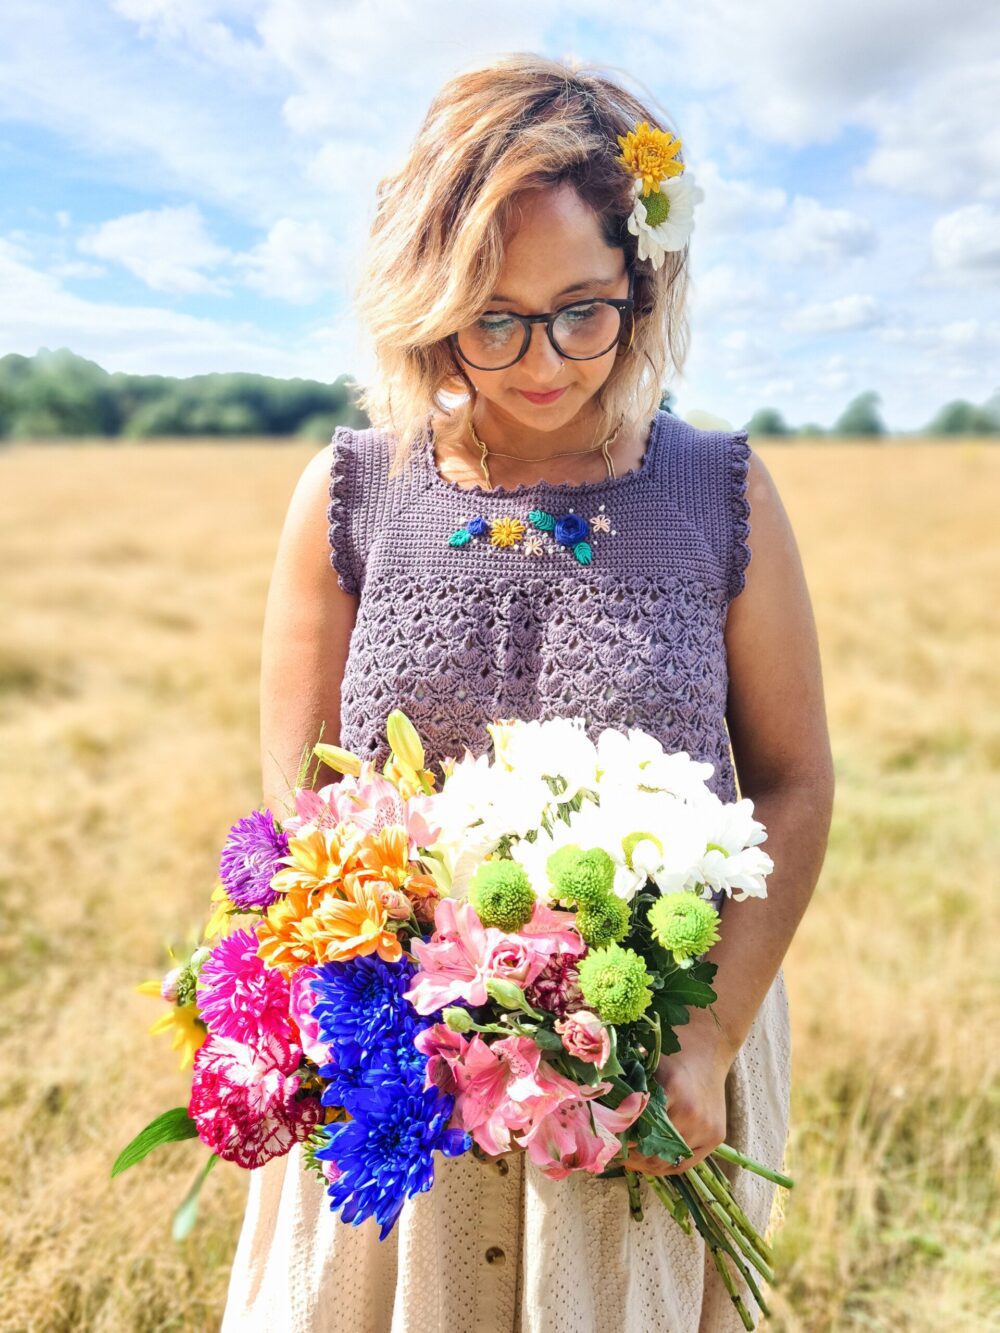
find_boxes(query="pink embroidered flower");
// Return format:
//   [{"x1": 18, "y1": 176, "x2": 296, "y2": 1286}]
[
  {"x1": 189, "y1": 1029, "x2": 322, "y2": 1168},
  {"x1": 516, "y1": 1063, "x2": 648, "y2": 1180},
  {"x1": 196, "y1": 927, "x2": 295, "y2": 1051},
  {"x1": 288, "y1": 966, "x2": 334, "y2": 1067},
  {"x1": 554, "y1": 1009, "x2": 611, "y2": 1067}
]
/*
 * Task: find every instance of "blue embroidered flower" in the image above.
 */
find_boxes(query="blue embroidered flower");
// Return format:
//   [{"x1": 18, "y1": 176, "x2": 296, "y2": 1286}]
[
  {"x1": 554, "y1": 513, "x2": 590, "y2": 546},
  {"x1": 466, "y1": 516, "x2": 489, "y2": 537}
]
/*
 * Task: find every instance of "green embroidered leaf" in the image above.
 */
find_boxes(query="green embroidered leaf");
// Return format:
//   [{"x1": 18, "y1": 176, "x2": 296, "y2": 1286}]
[
  {"x1": 447, "y1": 528, "x2": 472, "y2": 547},
  {"x1": 528, "y1": 509, "x2": 555, "y2": 531},
  {"x1": 573, "y1": 541, "x2": 593, "y2": 565}
]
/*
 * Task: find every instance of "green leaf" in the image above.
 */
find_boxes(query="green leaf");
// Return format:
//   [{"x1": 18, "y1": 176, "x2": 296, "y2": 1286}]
[
  {"x1": 111, "y1": 1107, "x2": 199, "y2": 1177},
  {"x1": 658, "y1": 967, "x2": 718, "y2": 1010},
  {"x1": 171, "y1": 1153, "x2": 219, "y2": 1241},
  {"x1": 530, "y1": 1026, "x2": 565, "y2": 1052},
  {"x1": 528, "y1": 509, "x2": 555, "y2": 531},
  {"x1": 573, "y1": 541, "x2": 592, "y2": 565},
  {"x1": 447, "y1": 528, "x2": 472, "y2": 547}
]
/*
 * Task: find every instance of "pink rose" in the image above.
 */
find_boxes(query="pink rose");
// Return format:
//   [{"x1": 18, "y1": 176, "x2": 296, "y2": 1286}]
[{"x1": 554, "y1": 1009, "x2": 611, "y2": 1067}]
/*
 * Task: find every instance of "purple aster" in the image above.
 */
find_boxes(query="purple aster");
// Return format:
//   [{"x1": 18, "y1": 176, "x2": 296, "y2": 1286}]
[
  {"x1": 219, "y1": 809, "x2": 288, "y2": 910},
  {"x1": 196, "y1": 927, "x2": 295, "y2": 1049}
]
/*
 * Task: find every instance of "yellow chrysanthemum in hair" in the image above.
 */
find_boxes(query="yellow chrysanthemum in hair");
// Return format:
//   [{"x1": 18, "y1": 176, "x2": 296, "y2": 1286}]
[{"x1": 615, "y1": 121, "x2": 685, "y2": 195}]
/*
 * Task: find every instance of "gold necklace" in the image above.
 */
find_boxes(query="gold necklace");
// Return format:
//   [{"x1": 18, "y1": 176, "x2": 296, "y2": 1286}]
[{"x1": 468, "y1": 414, "x2": 625, "y2": 488}]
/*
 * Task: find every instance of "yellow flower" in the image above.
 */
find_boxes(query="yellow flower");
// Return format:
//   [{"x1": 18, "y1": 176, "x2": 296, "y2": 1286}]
[
  {"x1": 203, "y1": 880, "x2": 233, "y2": 941},
  {"x1": 136, "y1": 987, "x2": 207, "y2": 1071},
  {"x1": 489, "y1": 517, "x2": 527, "y2": 548},
  {"x1": 269, "y1": 824, "x2": 364, "y2": 897},
  {"x1": 615, "y1": 121, "x2": 685, "y2": 195}
]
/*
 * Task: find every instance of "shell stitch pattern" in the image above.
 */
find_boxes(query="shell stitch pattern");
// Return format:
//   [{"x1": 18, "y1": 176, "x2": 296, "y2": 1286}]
[
  {"x1": 326, "y1": 426, "x2": 360, "y2": 596},
  {"x1": 728, "y1": 428, "x2": 752, "y2": 600}
]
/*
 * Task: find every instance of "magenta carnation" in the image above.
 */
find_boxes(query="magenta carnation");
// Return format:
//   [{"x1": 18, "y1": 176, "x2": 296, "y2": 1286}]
[
  {"x1": 524, "y1": 952, "x2": 584, "y2": 1017},
  {"x1": 196, "y1": 927, "x2": 294, "y2": 1050},
  {"x1": 189, "y1": 1029, "x2": 322, "y2": 1168}
]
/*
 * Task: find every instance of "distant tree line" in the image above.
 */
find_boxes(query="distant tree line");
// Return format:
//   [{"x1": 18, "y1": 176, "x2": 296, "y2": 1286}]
[
  {"x1": 741, "y1": 389, "x2": 1000, "y2": 439},
  {"x1": 0, "y1": 348, "x2": 368, "y2": 442},
  {"x1": 1, "y1": 350, "x2": 997, "y2": 442}
]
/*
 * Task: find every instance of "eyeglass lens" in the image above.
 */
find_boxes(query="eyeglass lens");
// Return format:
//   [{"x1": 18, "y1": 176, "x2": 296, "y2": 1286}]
[{"x1": 455, "y1": 301, "x2": 624, "y2": 369}]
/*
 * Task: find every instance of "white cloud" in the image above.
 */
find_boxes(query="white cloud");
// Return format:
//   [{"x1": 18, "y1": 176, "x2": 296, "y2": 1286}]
[
  {"x1": 77, "y1": 204, "x2": 231, "y2": 294},
  {"x1": 688, "y1": 159, "x2": 786, "y2": 239},
  {"x1": 931, "y1": 204, "x2": 1000, "y2": 278},
  {"x1": 0, "y1": 237, "x2": 357, "y2": 379},
  {"x1": 111, "y1": 0, "x2": 274, "y2": 81},
  {"x1": 232, "y1": 217, "x2": 347, "y2": 303},
  {"x1": 784, "y1": 294, "x2": 886, "y2": 334},
  {"x1": 764, "y1": 195, "x2": 877, "y2": 266},
  {"x1": 688, "y1": 263, "x2": 769, "y2": 320}
]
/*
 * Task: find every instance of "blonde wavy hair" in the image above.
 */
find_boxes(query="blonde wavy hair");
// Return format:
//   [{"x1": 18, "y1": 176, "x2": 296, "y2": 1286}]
[{"x1": 350, "y1": 52, "x2": 691, "y2": 476}]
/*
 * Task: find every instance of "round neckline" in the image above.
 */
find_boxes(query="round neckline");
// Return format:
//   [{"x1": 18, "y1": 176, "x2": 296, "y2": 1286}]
[{"x1": 421, "y1": 410, "x2": 663, "y2": 499}]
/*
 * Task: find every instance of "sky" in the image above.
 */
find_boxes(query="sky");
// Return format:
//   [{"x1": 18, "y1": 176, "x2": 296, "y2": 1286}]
[{"x1": 1, "y1": 0, "x2": 998, "y2": 431}]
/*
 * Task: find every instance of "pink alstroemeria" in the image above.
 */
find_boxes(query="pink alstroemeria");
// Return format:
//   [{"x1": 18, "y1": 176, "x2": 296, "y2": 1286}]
[
  {"x1": 414, "y1": 1022, "x2": 471, "y2": 1096},
  {"x1": 404, "y1": 897, "x2": 586, "y2": 1015},
  {"x1": 284, "y1": 761, "x2": 440, "y2": 856},
  {"x1": 452, "y1": 1034, "x2": 553, "y2": 1156},
  {"x1": 516, "y1": 1064, "x2": 649, "y2": 1180}
]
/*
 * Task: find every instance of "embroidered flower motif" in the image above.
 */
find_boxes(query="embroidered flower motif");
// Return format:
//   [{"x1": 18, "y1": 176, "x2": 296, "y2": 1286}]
[
  {"x1": 445, "y1": 503, "x2": 615, "y2": 565},
  {"x1": 489, "y1": 516, "x2": 527, "y2": 548}
]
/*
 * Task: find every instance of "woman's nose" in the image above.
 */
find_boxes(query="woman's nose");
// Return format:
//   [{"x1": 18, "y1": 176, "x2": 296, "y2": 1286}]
[{"x1": 518, "y1": 321, "x2": 564, "y2": 379}]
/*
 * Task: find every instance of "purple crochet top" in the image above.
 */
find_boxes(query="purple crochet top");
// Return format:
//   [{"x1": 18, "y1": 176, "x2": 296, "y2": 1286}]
[{"x1": 327, "y1": 408, "x2": 752, "y2": 809}]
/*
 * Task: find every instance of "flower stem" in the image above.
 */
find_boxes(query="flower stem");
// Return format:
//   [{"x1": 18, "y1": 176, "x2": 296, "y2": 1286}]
[
  {"x1": 713, "y1": 1142, "x2": 794, "y2": 1190},
  {"x1": 624, "y1": 1169, "x2": 644, "y2": 1222}
]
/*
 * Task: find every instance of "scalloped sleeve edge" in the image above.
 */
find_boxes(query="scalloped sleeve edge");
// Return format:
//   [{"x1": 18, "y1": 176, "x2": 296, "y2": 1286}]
[
  {"x1": 326, "y1": 425, "x2": 361, "y2": 596},
  {"x1": 728, "y1": 428, "x2": 752, "y2": 600}
]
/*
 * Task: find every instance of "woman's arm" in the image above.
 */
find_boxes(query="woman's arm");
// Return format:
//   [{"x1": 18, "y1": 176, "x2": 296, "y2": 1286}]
[
  {"x1": 259, "y1": 442, "x2": 359, "y2": 815},
  {"x1": 625, "y1": 447, "x2": 835, "y2": 1177}
]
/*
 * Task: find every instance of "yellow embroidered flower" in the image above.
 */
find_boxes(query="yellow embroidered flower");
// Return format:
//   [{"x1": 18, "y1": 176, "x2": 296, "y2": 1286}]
[
  {"x1": 489, "y1": 516, "x2": 527, "y2": 548},
  {"x1": 615, "y1": 121, "x2": 684, "y2": 195}
]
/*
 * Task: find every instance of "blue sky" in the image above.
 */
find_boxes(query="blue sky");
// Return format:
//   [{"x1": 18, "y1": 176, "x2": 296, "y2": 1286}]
[{"x1": 1, "y1": 0, "x2": 997, "y2": 430}]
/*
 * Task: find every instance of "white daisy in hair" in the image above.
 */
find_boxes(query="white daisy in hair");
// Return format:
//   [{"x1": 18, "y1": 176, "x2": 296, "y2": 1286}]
[{"x1": 614, "y1": 119, "x2": 705, "y2": 269}]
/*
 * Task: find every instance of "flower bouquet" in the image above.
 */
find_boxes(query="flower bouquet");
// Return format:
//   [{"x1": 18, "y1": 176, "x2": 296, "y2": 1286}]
[{"x1": 116, "y1": 711, "x2": 792, "y2": 1330}]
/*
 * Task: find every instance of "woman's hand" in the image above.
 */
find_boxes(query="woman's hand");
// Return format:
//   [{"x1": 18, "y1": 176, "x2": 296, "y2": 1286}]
[{"x1": 621, "y1": 1025, "x2": 735, "y2": 1177}]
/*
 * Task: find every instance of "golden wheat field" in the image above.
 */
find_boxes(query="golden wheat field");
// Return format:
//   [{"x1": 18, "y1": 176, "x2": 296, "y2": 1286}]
[{"x1": 0, "y1": 437, "x2": 997, "y2": 1333}]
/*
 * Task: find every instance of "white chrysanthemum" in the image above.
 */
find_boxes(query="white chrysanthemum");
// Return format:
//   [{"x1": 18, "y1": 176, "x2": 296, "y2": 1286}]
[
  {"x1": 627, "y1": 172, "x2": 704, "y2": 269},
  {"x1": 495, "y1": 716, "x2": 599, "y2": 804},
  {"x1": 595, "y1": 727, "x2": 715, "y2": 803}
]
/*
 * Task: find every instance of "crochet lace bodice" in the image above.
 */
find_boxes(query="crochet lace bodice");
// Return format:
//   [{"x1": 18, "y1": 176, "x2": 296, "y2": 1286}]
[{"x1": 326, "y1": 408, "x2": 752, "y2": 804}]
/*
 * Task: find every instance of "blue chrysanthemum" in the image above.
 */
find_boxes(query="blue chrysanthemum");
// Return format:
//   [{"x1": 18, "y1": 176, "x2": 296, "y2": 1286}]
[
  {"x1": 311, "y1": 955, "x2": 417, "y2": 1061},
  {"x1": 218, "y1": 809, "x2": 288, "y2": 910},
  {"x1": 365, "y1": 1014, "x2": 433, "y2": 1091},
  {"x1": 314, "y1": 1080, "x2": 472, "y2": 1239}
]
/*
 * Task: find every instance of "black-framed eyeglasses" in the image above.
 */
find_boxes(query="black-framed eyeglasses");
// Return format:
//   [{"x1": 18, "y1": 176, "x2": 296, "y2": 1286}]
[{"x1": 449, "y1": 268, "x2": 635, "y2": 371}]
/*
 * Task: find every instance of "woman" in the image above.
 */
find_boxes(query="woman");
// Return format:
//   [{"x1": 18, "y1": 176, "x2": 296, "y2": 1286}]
[{"x1": 221, "y1": 53, "x2": 834, "y2": 1333}]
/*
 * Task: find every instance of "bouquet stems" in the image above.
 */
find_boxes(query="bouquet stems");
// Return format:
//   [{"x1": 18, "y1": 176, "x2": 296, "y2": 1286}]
[{"x1": 633, "y1": 1146, "x2": 792, "y2": 1331}]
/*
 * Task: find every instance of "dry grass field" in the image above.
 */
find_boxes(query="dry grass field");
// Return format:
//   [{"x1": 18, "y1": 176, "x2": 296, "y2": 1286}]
[{"x1": 1, "y1": 437, "x2": 997, "y2": 1332}]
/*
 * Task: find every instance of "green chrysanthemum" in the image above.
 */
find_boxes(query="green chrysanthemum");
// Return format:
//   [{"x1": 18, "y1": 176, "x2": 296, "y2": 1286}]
[
  {"x1": 577, "y1": 943, "x2": 653, "y2": 1025},
  {"x1": 470, "y1": 859, "x2": 536, "y2": 931},
  {"x1": 647, "y1": 892, "x2": 721, "y2": 962},
  {"x1": 576, "y1": 892, "x2": 630, "y2": 948},
  {"x1": 547, "y1": 845, "x2": 616, "y2": 908}
]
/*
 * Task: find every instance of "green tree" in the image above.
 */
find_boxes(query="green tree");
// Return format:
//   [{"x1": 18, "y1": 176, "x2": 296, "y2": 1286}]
[
  {"x1": 926, "y1": 399, "x2": 1000, "y2": 435},
  {"x1": 746, "y1": 407, "x2": 792, "y2": 437},
  {"x1": 833, "y1": 391, "x2": 886, "y2": 437}
]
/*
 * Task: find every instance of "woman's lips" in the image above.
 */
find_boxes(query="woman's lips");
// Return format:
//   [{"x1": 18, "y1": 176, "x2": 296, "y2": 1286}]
[{"x1": 517, "y1": 386, "x2": 567, "y2": 405}]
